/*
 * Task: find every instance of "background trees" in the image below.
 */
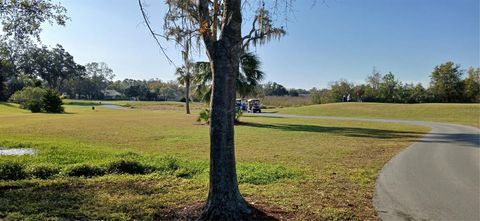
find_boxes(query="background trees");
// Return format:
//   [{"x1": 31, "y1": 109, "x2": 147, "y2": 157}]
[
  {"x1": 65, "y1": 62, "x2": 114, "y2": 99},
  {"x1": 255, "y1": 62, "x2": 479, "y2": 105},
  {"x1": 378, "y1": 72, "x2": 400, "y2": 103},
  {"x1": 0, "y1": 0, "x2": 67, "y2": 101},
  {"x1": 192, "y1": 51, "x2": 265, "y2": 103},
  {"x1": 261, "y1": 82, "x2": 289, "y2": 96},
  {"x1": 175, "y1": 61, "x2": 193, "y2": 114},
  {"x1": 430, "y1": 62, "x2": 463, "y2": 103},
  {"x1": 23, "y1": 45, "x2": 85, "y2": 90},
  {"x1": 463, "y1": 67, "x2": 480, "y2": 103}
]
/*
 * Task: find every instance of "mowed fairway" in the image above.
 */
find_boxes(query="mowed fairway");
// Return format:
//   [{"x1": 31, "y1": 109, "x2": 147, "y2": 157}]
[
  {"x1": 0, "y1": 102, "x2": 429, "y2": 220},
  {"x1": 275, "y1": 103, "x2": 480, "y2": 128}
]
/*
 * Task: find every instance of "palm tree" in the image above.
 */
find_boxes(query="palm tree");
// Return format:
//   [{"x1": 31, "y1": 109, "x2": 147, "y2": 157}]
[
  {"x1": 175, "y1": 61, "x2": 193, "y2": 114},
  {"x1": 192, "y1": 51, "x2": 265, "y2": 103}
]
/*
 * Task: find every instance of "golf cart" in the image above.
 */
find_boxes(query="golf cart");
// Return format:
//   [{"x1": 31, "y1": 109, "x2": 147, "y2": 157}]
[
  {"x1": 236, "y1": 99, "x2": 248, "y2": 112},
  {"x1": 236, "y1": 99, "x2": 242, "y2": 111},
  {"x1": 247, "y1": 99, "x2": 261, "y2": 113}
]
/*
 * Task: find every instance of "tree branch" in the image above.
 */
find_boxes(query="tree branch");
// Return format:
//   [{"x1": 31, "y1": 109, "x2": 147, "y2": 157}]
[
  {"x1": 198, "y1": 0, "x2": 214, "y2": 52},
  {"x1": 138, "y1": 0, "x2": 175, "y2": 66}
]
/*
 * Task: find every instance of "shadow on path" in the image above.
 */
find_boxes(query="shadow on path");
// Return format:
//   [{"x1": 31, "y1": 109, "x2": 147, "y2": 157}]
[{"x1": 418, "y1": 133, "x2": 480, "y2": 148}]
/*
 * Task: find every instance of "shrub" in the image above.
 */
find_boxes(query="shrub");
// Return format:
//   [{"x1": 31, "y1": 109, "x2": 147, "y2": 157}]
[
  {"x1": 235, "y1": 108, "x2": 243, "y2": 123},
  {"x1": 106, "y1": 160, "x2": 147, "y2": 174},
  {"x1": 29, "y1": 165, "x2": 60, "y2": 179},
  {"x1": 197, "y1": 109, "x2": 210, "y2": 124},
  {"x1": 0, "y1": 162, "x2": 27, "y2": 180},
  {"x1": 8, "y1": 87, "x2": 64, "y2": 113},
  {"x1": 161, "y1": 156, "x2": 180, "y2": 172},
  {"x1": 173, "y1": 167, "x2": 195, "y2": 178},
  {"x1": 64, "y1": 164, "x2": 105, "y2": 177},
  {"x1": 320, "y1": 207, "x2": 356, "y2": 221},
  {"x1": 9, "y1": 87, "x2": 46, "y2": 112},
  {"x1": 42, "y1": 89, "x2": 64, "y2": 113}
]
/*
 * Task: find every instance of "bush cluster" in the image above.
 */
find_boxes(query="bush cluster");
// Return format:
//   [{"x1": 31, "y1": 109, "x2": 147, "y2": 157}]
[
  {"x1": 0, "y1": 157, "x2": 301, "y2": 185},
  {"x1": 0, "y1": 157, "x2": 203, "y2": 180},
  {"x1": 9, "y1": 87, "x2": 64, "y2": 113},
  {"x1": 197, "y1": 109, "x2": 210, "y2": 124},
  {"x1": 64, "y1": 164, "x2": 106, "y2": 177},
  {"x1": 0, "y1": 162, "x2": 28, "y2": 180},
  {"x1": 106, "y1": 160, "x2": 148, "y2": 174},
  {"x1": 29, "y1": 165, "x2": 60, "y2": 179}
]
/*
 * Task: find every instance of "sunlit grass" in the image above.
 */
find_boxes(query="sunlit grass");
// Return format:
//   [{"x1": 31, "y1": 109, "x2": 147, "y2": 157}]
[
  {"x1": 275, "y1": 102, "x2": 480, "y2": 128},
  {"x1": 0, "y1": 102, "x2": 429, "y2": 220}
]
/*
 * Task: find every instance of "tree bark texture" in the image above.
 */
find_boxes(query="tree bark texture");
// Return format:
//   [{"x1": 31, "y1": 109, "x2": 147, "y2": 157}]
[{"x1": 199, "y1": 0, "x2": 252, "y2": 220}]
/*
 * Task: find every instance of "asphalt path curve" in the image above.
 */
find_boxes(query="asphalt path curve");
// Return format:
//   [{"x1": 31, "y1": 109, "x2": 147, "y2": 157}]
[{"x1": 256, "y1": 113, "x2": 480, "y2": 221}]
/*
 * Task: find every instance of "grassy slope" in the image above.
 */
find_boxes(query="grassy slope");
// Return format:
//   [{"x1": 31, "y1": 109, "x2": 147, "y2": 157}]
[
  {"x1": 0, "y1": 102, "x2": 429, "y2": 220},
  {"x1": 274, "y1": 103, "x2": 480, "y2": 128}
]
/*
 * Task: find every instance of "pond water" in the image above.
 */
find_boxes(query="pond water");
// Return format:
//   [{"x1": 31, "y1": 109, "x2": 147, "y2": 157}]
[
  {"x1": 102, "y1": 104, "x2": 127, "y2": 110},
  {"x1": 0, "y1": 148, "x2": 36, "y2": 156}
]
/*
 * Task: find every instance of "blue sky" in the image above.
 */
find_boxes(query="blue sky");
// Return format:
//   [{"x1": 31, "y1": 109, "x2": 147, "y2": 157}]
[{"x1": 40, "y1": 0, "x2": 479, "y2": 89}]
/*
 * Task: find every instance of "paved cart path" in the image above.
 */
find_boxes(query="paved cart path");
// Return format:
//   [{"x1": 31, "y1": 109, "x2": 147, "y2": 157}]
[{"x1": 257, "y1": 113, "x2": 480, "y2": 221}]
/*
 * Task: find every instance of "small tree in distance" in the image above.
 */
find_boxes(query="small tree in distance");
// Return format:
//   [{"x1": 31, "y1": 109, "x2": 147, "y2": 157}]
[
  {"x1": 430, "y1": 61, "x2": 463, "y2": 103},
  {"x1": 42, "y1": 89, "x2": 64, "y2": 113},
  {"x1": 175, "y1": 60, "x2": 193, "y2": 114},
  {"x1": 463, "y1": 67, "x2": 480, "y2": 103}
]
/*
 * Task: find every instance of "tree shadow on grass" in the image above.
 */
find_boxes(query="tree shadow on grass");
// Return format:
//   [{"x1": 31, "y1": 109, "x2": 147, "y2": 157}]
[
  {"x1": 0, "y1": 102, "x2": 76, "y2": 115},
  {"x1": 0, "y1": 180, "x2": 177, "y2": 220},
  {"x1": 0, "y1": 181, "x2": 94, "y2": 220},
  {"x1": 176, "y1": 202, "x2": 281, "y2": 221},
  {"x1": 0, "y1": 179, "x2": 285, "y2": 221},
  {"x1": 239, "y1": 122, "x2": 425, "y2": 139},
  {"x1": 0, "y1": 102, "x2": 17, "y2": 108}
]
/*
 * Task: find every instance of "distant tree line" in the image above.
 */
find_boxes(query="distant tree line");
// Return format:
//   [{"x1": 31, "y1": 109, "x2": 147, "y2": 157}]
[
  {"x1": 2, "y1": 48, "x2": 478, "y2": 104},
  {"x1": 1, "y1": 41, "x2": 478, "y2": 105},
  {"x1": 0, "y1": 0, "x2": 188, "y2": 103},
  {"x1": 311, "y1": 62, "x2": 479, "y2": 104},
  {"x1": 0, "y1": 43, "x2": 188, "y2": 102},
  {"x1": 253, "y1": 62, "x2": 479, "y2": 104},
  {"x1": 1, "y1": 1, "x2": 478, "y2": 107}
]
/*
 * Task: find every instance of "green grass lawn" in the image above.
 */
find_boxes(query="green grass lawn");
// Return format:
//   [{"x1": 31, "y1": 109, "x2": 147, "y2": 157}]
[
  {"x1": 0, "y1": 102, "x2": 429, "y2": 220},
  {"x1": 274, "y1": 102, "x2": 480, "y2": 128}
]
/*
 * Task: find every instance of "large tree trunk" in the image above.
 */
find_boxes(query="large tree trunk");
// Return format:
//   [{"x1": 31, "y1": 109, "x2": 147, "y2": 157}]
[
  {"x1": 199, "y1": 1, "x2": 251, "y2": 220},
  {"x1": 199, "y1": 46, "x2": 251, "y2": 220}
]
